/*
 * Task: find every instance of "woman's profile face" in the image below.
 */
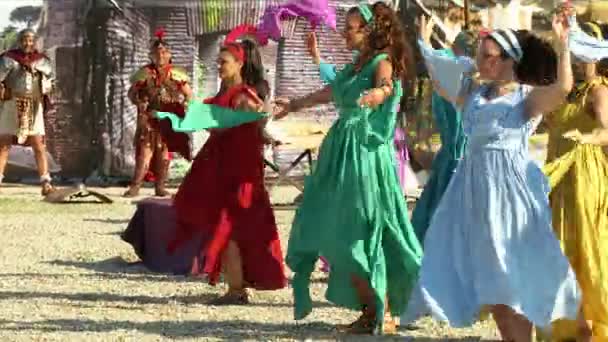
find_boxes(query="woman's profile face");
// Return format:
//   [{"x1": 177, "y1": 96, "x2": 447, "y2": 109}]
[
  {"x1": 342, "y1": 13, "x2": 368, "y2": 51},
  {"x1": 476, "y1": 38, "x2": 509, "y2": 81},
  {"x1": 217, "y1": 51, "x2": 242, "y2": 80}
]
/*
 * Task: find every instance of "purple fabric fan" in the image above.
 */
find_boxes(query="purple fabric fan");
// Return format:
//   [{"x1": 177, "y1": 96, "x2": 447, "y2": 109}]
[{"x1": 256, "y1": 0, "x2": 337, "y2": 43}]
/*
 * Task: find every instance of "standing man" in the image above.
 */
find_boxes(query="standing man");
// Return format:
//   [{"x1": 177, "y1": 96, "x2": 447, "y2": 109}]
[
  {"x1": 124, "y1": 29, "x2": 193, "y2": 197},
  {"x1": 0, "y1": 29, "x2": 56, "y2": 196}
]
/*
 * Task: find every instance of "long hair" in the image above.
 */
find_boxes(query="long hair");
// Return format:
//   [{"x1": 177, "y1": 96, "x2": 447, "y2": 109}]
[
  {"x1": 348, "y1": 2, "x2": 414, "y2": 81},
  {"x1": 220, "y1": 39, "x2": 269, "y2": 101},
  {"x1": 487, "y1": 30, "x2": 557, "y2": 86}
]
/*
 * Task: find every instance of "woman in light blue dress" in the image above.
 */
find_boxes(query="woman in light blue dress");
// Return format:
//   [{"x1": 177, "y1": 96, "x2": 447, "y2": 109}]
[{"x1": 402, "y1": 15, "x2": 581, "y2": 342}]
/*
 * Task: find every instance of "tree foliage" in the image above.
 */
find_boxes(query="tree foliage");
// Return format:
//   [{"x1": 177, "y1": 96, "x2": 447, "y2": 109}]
[
  {"x1": 0, "y1": 26, "x2": 18, "y2": 51},
  {"x1": 9, "y1": 6, "x2": 42, "y2": 28}
]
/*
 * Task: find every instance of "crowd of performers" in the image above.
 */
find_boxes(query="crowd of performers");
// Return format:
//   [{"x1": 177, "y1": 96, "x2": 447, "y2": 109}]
[{"x1": 2, "y1": 1, "x2": 608, "y2": 341}]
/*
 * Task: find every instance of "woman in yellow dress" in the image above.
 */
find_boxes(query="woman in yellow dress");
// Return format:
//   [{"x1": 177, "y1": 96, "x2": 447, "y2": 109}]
[{"x1": 542, "y1": 20, "x2": 608, "y2": 341}]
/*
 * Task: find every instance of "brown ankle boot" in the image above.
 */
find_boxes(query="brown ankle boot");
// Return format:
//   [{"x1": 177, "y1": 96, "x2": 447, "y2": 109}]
[
  {"x1": 154, "y1": 159, "x2": 171, "y2": 197},
  {"x1": 123, "y1": 154, "x2": 148, "y2": 198}
]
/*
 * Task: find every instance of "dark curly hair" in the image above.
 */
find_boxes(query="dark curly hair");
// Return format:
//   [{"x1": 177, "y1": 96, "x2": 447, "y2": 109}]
[
  {"x1": 347, "y1": 2, "x2": 414, "y2": 81},
  {"x1": 220, "y1": 39, "x2": 269, "y2": 100},
  {"x1": 580, "y1": 21, "x2": 608, "y2": 78},
  {"x1": 487, "y1": 30, "x2": 557, "y2": 86}
]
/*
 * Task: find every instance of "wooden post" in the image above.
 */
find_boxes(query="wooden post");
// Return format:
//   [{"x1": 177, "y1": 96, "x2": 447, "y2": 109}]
[{"x1": 464, "y1": 0, "x2": 470, "y2": 29}]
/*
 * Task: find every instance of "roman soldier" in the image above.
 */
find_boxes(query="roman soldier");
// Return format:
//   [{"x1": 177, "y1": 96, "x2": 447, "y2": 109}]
[
  {"x1": 0, "y1": 29, "x2": 56, "y2": 196},
  {"x1": 124, "y1": 28, "x2": 193, "y2": 197}
]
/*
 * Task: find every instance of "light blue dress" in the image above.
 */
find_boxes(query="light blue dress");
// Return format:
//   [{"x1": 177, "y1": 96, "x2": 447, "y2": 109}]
[{"x1": 402, "y1": 81, "x2": 581, "y2": 328}]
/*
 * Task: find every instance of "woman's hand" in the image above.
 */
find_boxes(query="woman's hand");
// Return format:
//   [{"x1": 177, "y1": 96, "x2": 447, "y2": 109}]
[
  {"x1": 306, "y1": 32, "x2": 321, "y2": 65},
  {"x1": 137, "y1": 98, "x2": 149, "y2": 113},
  {"x1": 563, "y1": 129, "x2": 591, "y2": 144},
  {"x1": 357, "y1": 88, "x2": 387, "y2": 109},
  {"x1": 552, "y1": 9, "x2": 570, "y2": 49},
  {"x1": 419, "y1": 14, "x2": 435, "y2": 45},
  {"x1": 273, "y1": 98, "x2": 292, "y2": 120}
]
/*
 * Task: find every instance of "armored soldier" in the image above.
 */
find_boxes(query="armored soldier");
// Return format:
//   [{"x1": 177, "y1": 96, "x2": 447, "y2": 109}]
[
  {"x1": 124, "y1": 28, "x2": 193, "y2": 197},
  {"x1": 0, "y1": 29, "x2": 55, "y2": 195}
]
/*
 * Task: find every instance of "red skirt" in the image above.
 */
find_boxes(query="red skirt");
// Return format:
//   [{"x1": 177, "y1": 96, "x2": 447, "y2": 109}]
[{"x1": 169, "y1": 122, "x2": 286, "y2": 290}]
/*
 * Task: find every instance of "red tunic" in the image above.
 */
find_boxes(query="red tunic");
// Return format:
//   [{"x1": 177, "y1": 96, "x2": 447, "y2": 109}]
[{"x1": 168, "y1": 85, "x2": 286, "y2": 290}]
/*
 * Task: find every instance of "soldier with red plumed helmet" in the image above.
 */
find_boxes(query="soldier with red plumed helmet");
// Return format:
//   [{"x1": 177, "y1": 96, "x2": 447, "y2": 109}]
[{"x1": 124, "y1": 28, "x2": 193, "y2": 197}]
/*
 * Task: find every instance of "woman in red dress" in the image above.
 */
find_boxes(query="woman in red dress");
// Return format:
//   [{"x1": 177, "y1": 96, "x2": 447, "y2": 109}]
[{"x1": 168, "y1": 39, "x2": 287, "y2": 304}]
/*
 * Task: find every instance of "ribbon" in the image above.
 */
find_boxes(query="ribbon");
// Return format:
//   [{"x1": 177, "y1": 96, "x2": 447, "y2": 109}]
[{"x1": 155, "y1": 100, "x2": 268, "y2": 133}]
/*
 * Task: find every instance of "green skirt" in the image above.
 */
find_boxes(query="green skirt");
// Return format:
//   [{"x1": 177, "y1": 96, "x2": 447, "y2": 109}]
[{"x1": 286, "y1": 116, "x2": 423, "y2": 333}]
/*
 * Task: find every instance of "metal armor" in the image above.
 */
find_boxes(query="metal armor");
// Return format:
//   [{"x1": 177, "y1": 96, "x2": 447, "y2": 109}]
[
  {"x1": 0, "y1": 54, "x2": 54, "y2": 143},
  {"x1": 0, "y1": 55, "x2": 55, "y2": 98},
  {"x1": 130, "y1": 65, "x2": 190, "y2": 111}
]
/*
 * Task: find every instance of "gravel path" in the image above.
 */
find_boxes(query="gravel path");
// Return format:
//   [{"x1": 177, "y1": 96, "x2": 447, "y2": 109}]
[{"x1": 0, "y1": 185, "x2": 498, "y2": 341}]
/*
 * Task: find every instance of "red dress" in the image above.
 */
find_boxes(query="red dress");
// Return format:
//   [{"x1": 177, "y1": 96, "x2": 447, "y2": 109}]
[{"x1": 169, "y1": 85, "x2": 286, "y2": 290}]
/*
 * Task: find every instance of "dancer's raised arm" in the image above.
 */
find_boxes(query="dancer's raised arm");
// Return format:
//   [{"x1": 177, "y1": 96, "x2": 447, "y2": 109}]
[
  {"x1": 418, "y1": 15, "x2": 476, "y2": 107},
  {"x1": 525, "y1": 14, "x2": 572, "y2": 117}
]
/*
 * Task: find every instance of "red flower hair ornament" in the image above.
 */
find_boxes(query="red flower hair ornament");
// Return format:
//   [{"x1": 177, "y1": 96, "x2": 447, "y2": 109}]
[
  {"x1": 222, "y1": 24, "x2": 267, "y2": 63},
  {"x1": 150, "y1": 27, "x2": 170, "y2": 50}
]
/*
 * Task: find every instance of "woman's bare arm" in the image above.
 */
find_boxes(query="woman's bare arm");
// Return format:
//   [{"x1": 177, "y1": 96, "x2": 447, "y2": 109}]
[
  {"x1": 290, "y1": 86, "x2": 333, "y2": 112},
  {"x1": 525, "y1": 15, "x2": 572, "y2": 117}
]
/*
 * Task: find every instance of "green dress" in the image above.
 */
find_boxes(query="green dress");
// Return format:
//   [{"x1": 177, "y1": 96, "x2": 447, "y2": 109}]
[{"x1": 286, "y1": 54, "x2": 423, "y2": 332}]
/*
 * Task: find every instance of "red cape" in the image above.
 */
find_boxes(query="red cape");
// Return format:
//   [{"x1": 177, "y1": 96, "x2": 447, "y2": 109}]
[{"x1": 4, "y1": 49, "x2": 47, "y2": 67}]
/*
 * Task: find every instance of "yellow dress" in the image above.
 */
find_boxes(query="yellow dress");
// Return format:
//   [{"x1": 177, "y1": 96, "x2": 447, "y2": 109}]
[{"x1": 541, "y1": 77, "x2": 608, "y2": 340}]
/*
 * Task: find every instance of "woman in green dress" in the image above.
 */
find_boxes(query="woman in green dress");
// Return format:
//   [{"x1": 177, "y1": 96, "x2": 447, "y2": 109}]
[{"x1": 274, "y1": 2, "x2": 422, "y2": 335}]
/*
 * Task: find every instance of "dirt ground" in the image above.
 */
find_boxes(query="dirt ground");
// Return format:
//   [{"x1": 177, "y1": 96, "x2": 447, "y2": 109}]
[{"x1": 0, "y1": 184, "x2": 498, "y2": 341}]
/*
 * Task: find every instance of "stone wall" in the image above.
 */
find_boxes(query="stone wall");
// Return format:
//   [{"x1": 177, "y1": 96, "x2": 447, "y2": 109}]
[
  {"x1": 39, "y1": 0, "x2": 93, "y2": 176},
  {"x1": 101, "y1": 6, "x2": 153, "y2": 176},
  {"x1": 40, "y1": 0, "x2": 199, "y2": 177},
  {"x1": 275, "y1": 7, "x2": 355, "y2": 122}
]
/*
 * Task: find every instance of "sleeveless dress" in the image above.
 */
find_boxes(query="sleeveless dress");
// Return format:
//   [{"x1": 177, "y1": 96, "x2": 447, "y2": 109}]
[
  {"x1": 402, "y1": 83, "x2": 580, "y2": 328},
  {"x1": 539, "y1": 77, "x2": 608, "y2": 340},
  {"x1": 287, "y1": 54, "x2": 423, "y2": 331},
  {"x1": 168, "y1": 84, "x2": 287, "y2": 290},
  {"x1": 411, "y1": 48, "x2": 467, "y2": 242},
  {"x1": 318, "y1": 60, "x2": 418, "y2": 194}
]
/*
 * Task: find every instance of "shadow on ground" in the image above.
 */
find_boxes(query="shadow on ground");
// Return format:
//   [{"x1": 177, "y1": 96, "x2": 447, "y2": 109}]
[
  {"x1": 0, "y1": 318, "x2": 484, "y2": 340},
  {"x1": 47, "y1": 258, "x2": 329, "y2": 285},
  {"x1": 83, "y1": 218, "x2": 130, "y2": 225}
]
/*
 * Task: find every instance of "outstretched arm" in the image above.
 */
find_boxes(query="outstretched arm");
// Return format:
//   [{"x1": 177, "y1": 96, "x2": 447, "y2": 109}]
[
  {"x1": 290, "y1": 86, "x2": 333, "y2": 111},
  {"x1": 525, "y1": 14, "x2": 572, "y2": 118},
  {"x1": 417, "y1": 15, "x2": 475, "y2": 107},
  {"x1": 274, "y1": 86, "x2": 332, "y2": 119}
]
